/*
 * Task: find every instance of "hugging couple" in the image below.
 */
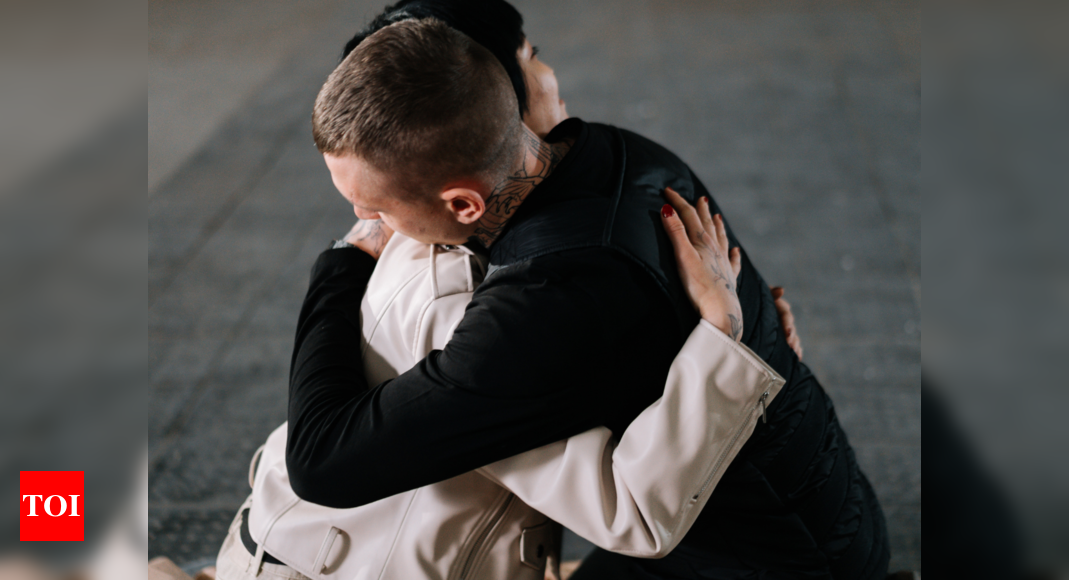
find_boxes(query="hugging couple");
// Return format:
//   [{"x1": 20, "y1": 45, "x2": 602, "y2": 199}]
[{"x1": 216, "y1": 1, "x2": 889, "y2": 579}]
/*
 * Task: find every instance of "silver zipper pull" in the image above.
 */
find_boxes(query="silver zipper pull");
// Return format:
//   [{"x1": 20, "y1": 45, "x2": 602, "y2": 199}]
[{"x1": 759, "y1": 391, "x2": 769, "y2": 424}]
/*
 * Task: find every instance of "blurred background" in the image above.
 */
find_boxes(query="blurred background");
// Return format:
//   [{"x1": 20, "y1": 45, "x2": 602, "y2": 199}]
[
  {"x1": 21, "y1": 0, "x2": 1069, "y2": 577},
  {"x1": 1, "y1": 0, "x2": 145, "y2": 578}
]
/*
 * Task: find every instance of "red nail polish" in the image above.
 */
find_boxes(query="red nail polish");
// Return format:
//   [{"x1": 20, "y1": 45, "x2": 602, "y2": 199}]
[
  {"x1": 661, "y1": 204, "x2": 674, "y2": 218},
  {"x1": 702, "y1": 196, "x2": 709, "y2": 204}
]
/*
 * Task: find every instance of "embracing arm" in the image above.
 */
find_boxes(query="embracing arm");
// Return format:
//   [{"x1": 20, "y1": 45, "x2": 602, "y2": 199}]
[
  {"x1": 479, "y1": 320, "x2": 783, "y2": 557},
  {"x1": 287, "y1": 244, "x2": 654, "y2": 508},
  {"x1": 288, "y1": 199, "x2": 801, "y2": 511},
  {"x1": 478, "y1": 193, "x2": 786, "y2": 557}
]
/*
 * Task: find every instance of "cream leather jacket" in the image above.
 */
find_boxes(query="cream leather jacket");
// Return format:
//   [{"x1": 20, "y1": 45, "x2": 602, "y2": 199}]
[{"x1": 247, "y1": 234, "x2": 784, "y2": 580}]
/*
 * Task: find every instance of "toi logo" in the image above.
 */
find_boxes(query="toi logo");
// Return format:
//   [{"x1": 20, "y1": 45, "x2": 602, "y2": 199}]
[{"x1": 20, "y1": 471, "x2": 84, "y2": 541}]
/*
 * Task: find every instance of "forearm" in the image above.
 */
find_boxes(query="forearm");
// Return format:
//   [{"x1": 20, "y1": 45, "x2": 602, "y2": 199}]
[
  {"x1": 287, "y1": 246, "x2": 379, "y2": 504},
  {"x1": 287, "y1": 248, "x2": 662, "y2": 508},
  {"x1": 289, "y1": 363, "x2": 597, "y2": 508},
  {"x1": 478, "y1": 320, "x2": 785, "y2": 557},
  {"x1": 286, "y1": 267, "x2": 605, "y2": 507}
]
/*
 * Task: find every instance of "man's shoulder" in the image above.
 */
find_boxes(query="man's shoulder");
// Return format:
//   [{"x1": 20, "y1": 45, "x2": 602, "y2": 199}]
[
  {"x1": 480, "y1": 246, "x2": 657, "y2": 300},
  {"x1": 582, "y1": 122, "x2": 689, "y2": 166},
  {"x1": 617, "y1": 127, "x2": 692, "y2": 176}
]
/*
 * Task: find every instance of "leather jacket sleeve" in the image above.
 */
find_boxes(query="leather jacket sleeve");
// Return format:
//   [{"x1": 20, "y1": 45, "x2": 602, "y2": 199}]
[{"x1": 478, "y1": 320, "x2": 783, "y2": 557}]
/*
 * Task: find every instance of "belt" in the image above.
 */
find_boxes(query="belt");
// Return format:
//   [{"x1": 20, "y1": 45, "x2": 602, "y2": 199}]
[{"x1": 239, "y1": 508, "x2": 284, "y2": 565}]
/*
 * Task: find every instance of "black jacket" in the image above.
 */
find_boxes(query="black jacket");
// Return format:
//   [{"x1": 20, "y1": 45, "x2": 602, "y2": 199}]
[{"x1": 288, "y1": 119, "x2": 888, "y2": 578}]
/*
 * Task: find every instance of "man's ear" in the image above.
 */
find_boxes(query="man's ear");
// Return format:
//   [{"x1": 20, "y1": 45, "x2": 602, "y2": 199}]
[{"x1": 441, "y1": 187, "x2": 486, "y2": 225}]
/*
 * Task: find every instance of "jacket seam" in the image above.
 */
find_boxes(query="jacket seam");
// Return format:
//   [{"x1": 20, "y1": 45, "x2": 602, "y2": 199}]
[
  {"x1": 362, "y1": 264, "x2": 430, "y2": 359},
  {"x1": 411, "y1": 298, "x2": 437, "y2": 361},
  {"x1": 618, "y1": 328, "x2": 782, "y2": 557},
  {"x1": 600, "y1": 126, "x2": 627, "y2": 245},
  {"x1": 448, "y1": 488, "x2": 512, "y2": 580},
  {"x1": 665, "y1": 377, "x2": 779, "y2": 546},
  {"x1": 463, "y1": 493, "x2": 519, "y2": 579},
  {"x1": 699, "y1": 320, "x2": 781, "y2": 380},
  {"x1": 412, "y1": 250, "x2": 478, "y2": 360},
  {"x1": 376, "y1": 488, "x2": 421, "y2": 580}
]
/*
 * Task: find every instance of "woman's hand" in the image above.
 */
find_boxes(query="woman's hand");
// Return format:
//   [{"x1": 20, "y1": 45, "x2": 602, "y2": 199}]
[
  {"x1": 342, "y1": 219, "x2": 394, "y2": 260},
  {"x1": 660, "y1": 187, "x2": 743, "y2": 341}
]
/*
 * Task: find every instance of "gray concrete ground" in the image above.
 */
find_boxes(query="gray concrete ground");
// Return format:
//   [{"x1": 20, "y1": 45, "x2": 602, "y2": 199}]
[{"x1": 149, "y1": 0, "x2": 920, "y2": 572}]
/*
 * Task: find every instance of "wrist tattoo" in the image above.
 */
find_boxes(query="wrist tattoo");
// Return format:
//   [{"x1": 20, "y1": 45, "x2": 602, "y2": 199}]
[{"x1": 728, "y1": 312, "x2": 743, "y2": 341}]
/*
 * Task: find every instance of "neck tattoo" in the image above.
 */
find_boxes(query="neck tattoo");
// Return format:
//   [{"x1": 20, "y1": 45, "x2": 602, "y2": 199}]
[{"x1": 472, "y1": 129, "x2": 571, "y2": 248}]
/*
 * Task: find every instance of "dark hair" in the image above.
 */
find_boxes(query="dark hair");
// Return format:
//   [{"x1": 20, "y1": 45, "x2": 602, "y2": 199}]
[
  {"x1": 312, "y1": 19, "x2": 522, "y2": 197},
  {"x1": 343, "y1": 0, "x2": 529, "y2": 117}
]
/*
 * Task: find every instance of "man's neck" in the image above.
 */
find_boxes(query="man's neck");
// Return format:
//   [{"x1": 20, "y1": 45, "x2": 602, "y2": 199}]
[{"x1": 472, "y1": 125, "x2": 571, "y2": 248}]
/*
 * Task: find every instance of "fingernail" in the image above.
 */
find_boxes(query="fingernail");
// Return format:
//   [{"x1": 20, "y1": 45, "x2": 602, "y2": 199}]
[
  {"x1": 661, "y1": 204, "x2": 674, "y2": 218},
  {"x1": 701, "y1": 196, "x2": 709, "y2": 204}
]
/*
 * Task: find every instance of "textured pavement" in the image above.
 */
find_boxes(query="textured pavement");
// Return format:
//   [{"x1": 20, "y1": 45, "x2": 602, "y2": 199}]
[{"x1": 149, "y1": 0, "x2": 920, "y2": 572}]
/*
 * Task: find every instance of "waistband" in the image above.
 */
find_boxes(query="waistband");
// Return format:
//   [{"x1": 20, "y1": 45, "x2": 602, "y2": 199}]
[{"x1": 239, "y1": 508, "x2": 284, "y2": 565}]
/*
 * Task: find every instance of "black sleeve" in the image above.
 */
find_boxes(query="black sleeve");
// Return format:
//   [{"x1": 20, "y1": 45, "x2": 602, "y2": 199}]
[{"x1": 287, "y1": 247, "x2": 655, "y2": 508}]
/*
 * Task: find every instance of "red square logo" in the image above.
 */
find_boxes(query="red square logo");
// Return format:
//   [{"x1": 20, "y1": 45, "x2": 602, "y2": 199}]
[{"x1": 20, "y1": 471, "x2": 84, "y2": 541}]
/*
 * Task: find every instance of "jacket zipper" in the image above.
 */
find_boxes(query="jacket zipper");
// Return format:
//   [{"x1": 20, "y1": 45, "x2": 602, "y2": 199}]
[
  {"x1": 457, "y1": 493, "x2": 514, "y2": 580},
  {"x1": 692, "y1": 390, "x2": 770, "y2": 500},
  {"x1": 759, "y1": 390, "x2": 769, "y2": 424}
]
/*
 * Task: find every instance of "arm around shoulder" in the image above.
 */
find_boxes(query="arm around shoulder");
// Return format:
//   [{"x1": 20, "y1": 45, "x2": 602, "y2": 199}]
[
  {"x1": 287, "y1": 246, "x2": 379, "y2": 507},
  {"x1": 287, "y1": 250, "x2": 649, "y2": 507}
]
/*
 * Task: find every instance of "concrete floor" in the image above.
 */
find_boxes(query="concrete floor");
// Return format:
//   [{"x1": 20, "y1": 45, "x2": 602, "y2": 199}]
[{"x1": 149, "y1": 0, "x2": 920, "y2": 572}]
